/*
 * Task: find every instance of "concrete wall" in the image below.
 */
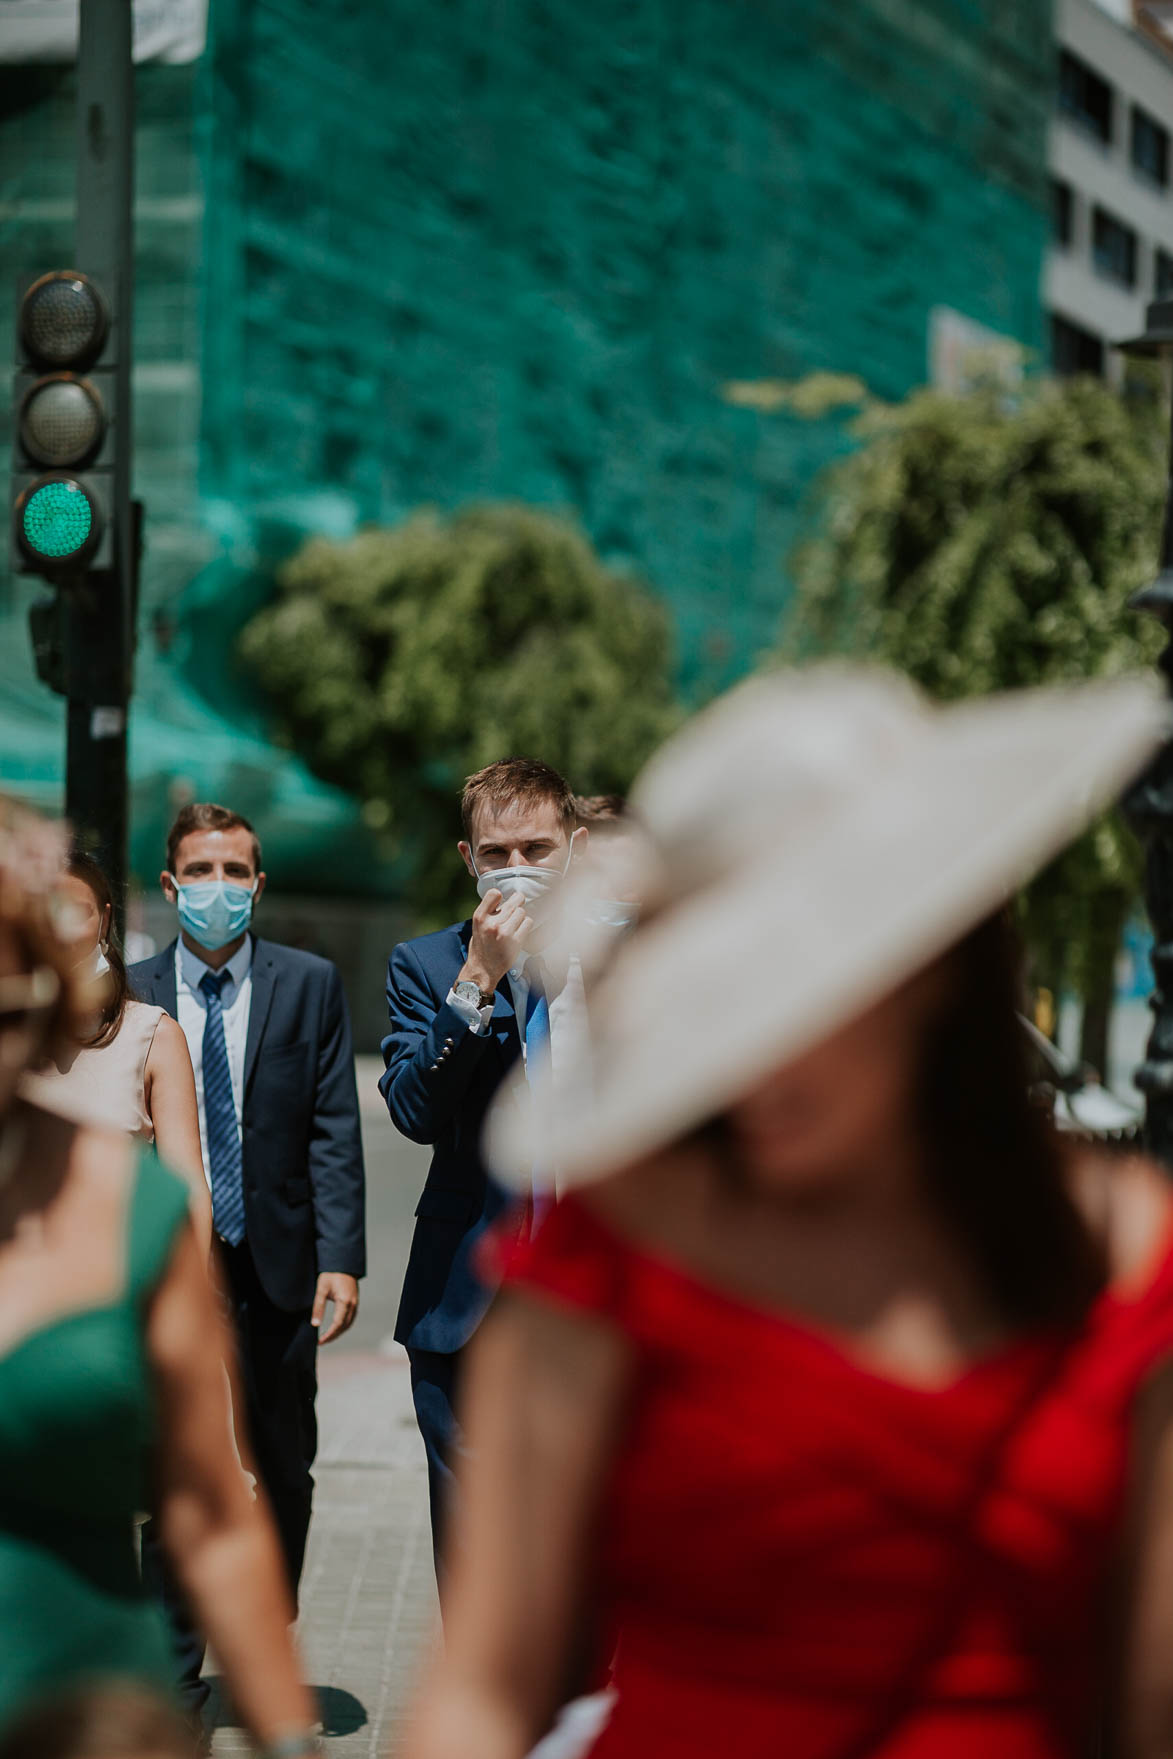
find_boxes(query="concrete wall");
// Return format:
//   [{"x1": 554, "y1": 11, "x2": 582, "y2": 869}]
[{"x1": 131, "y1": 891, "x2": 413, "y2": 1054}]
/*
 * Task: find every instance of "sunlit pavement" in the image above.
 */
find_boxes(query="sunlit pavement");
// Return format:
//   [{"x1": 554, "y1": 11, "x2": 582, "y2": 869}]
[{"x1": 210, "y1": 1058, "x2": 438, "y2": 1757}]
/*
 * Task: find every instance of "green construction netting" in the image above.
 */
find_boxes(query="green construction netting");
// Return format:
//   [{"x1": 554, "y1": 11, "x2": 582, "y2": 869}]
[{"x1": 0, "y1": 1, "x2": 1053, "y2": 894}]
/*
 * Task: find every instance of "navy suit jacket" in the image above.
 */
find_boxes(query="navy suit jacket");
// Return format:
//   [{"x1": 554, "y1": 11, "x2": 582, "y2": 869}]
[
  {"x1": 380, "y1": 919, "x2": 521, "y2": 1354},
  {"x1": 129, "y1": 936, "x2": 366, "y2": 1314}
]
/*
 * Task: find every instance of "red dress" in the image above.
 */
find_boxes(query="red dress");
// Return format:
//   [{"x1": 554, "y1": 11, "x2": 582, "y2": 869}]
[{"x1": 497, "y1": 1194, "x2": 1173, "y2": 1759}]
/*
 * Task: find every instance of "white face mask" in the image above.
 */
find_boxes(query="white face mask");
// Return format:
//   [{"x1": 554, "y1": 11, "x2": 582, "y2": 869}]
[
  {"x1": 474, "y1": 843, "x2": 574, "y2": 926},
  {"x1": 74, "y1": 942, "x2": 111, "y2": 982},
  {"x1": 587, "y1": 899, "x2": 640, "y2": 932}
]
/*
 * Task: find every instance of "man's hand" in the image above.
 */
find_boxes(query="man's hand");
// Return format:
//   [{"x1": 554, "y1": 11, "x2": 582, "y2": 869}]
[
  {"x1": 458, "y1": 888, "x2": 533, "y2": 994},
  {"x1": 312, "y1": 1272, "x2": 359, "y2": 1345}
]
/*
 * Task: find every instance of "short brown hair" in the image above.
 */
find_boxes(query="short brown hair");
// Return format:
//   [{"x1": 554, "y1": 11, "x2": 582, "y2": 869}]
[
  {"x1": 574, "y1": 793, "x2": 627, "y2": 830},
  {"x1": 166, "y1": 803, "x2": 261, "y2": 876},
  {"x1": 0, "y1": 1681, "x2": 195, "y2": 1759},
  {"x1": 461, "y1": 759, "x2": 576, "y2": 843}
]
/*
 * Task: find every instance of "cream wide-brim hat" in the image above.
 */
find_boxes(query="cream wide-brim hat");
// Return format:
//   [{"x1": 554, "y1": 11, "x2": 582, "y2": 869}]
[{"x1": 484, "y1": 666, "x2": 1168, "y2": 1192}]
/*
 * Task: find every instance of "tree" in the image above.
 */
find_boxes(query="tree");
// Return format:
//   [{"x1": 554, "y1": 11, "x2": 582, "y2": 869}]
[
  {"x1": 779, "y1": 369, "x2": 1167, "y2": 1072},
  {"x1": 239, "y1": 502, "x2": 679, "y2": 922}
]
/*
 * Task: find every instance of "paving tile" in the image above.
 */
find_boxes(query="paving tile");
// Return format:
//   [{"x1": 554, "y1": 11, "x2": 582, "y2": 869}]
[{"x1": 210, "y1": 1350, "x2": 437, "y2": 1758}]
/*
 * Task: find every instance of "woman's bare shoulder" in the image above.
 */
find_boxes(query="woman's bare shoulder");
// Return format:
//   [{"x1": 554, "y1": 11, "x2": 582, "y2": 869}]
[
  {"x1": 1068, "y1": 1147, "x2": 1173, "y2": 1285},
  {"x1": 146, "y1": 1011, "x2": 193, "y2": 1067}
]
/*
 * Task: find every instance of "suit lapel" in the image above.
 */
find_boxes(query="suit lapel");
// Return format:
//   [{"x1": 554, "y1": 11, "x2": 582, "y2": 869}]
[
  {"x1": 493, "y1": 977, "x2": 520, "y2": 1062},
  {"x1": 149, "y1": 940, "x2": 179, "y2": 1018},
  {"x1": 244, "y1": 937, "x2": 277, "y2": 1096}
]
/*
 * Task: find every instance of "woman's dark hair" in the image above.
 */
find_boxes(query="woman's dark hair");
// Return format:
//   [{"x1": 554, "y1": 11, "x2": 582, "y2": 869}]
[
  {"x1": 66, "y1": 851, "x2": 129, "y2": 1048},
  {"x1": 697, "y1": 912, "x2": 1105, "y2": 1330},
  {"x1": 916, "y1": 911, "x2": 1105, "y2": 1328}
]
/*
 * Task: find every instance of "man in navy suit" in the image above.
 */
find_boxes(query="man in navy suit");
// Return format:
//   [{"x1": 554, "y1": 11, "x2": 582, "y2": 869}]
[
  {"x1": 131, "y1": 801, "x2": 366, "y2": 1725},
  {"x1": 381, "y1": 758, "x2": 586, "y2": 1562}
]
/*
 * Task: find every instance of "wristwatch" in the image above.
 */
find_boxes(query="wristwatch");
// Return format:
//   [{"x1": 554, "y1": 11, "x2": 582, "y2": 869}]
[{"x1": 454, "y1": 979, "x2": 494, "y2": 1009}]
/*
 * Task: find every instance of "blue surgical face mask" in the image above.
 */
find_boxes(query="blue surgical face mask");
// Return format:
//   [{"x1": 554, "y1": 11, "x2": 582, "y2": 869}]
[{"x1": 169, "y1": 877, "x2": 256, "y2": 951}]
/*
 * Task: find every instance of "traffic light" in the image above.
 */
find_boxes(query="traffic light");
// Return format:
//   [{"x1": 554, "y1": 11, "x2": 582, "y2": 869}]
[
  {"x1": 10, "y1": 1, "x2": 138, "y2": 922},
  {"x1": 11, "y1": 269, "x2": 114, "y2": 583}
]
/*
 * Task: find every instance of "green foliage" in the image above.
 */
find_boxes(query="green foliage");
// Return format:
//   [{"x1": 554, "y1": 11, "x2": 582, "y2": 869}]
[
  {"x1": 239, "y1": 503, "x2": 679, "y2": 923},
  {"x1": 780, "y1": 371, "x2": 1168, "y2": 1015}
]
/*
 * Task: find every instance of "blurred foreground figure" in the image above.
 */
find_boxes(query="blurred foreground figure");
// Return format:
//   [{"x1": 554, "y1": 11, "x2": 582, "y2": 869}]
[
  {"x1": 25, "y1": 852, "x2": 210, "y2": 1251},
  {"x1": 0, "y1": 797, "x2": 319, "y2": 1752},
  {"x1": 0, "y1": 1682, "x2": 194, "y2": 1759},
  {"x1": 408, "y1": 669, "x2": 1173, "y2": 1759}
]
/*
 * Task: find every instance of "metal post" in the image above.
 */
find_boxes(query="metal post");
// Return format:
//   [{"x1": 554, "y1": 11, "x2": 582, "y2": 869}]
[
  {"x1": 1121, "y1": 298, "x2": 1173, "y2": 1166},
  {"x1": 66, "y1": 0, "x2": 135, "y2": 925}
]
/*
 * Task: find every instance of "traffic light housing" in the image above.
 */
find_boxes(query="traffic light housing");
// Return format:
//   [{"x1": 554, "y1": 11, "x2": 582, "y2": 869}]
[
  {"x1": 11, "y1": 269, "x2": 116, "y2": 581},
  {"x1": 11, "y1": 1, "x2": 139, "y2": 929}
]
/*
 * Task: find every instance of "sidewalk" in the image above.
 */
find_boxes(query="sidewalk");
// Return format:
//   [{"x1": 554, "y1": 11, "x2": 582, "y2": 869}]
[{"x1": 209, "y1": 1345, "x2": 437, "y2": 1759}]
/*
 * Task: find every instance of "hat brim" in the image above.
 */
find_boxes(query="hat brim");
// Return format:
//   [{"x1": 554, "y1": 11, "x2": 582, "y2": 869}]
[{"x1": 485, "y1": 676, "x2": 1167, "y2": 1190}]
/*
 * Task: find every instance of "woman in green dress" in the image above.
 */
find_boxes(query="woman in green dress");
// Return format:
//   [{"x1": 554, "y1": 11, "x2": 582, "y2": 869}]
[{"x1": 0, "y1": 798, "x2": 320, "y2": 1759}]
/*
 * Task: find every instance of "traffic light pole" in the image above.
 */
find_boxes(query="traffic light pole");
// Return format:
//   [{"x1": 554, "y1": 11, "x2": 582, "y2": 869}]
[{"x1": 68, "y1": 0, "x2": 135, "y2": 919}]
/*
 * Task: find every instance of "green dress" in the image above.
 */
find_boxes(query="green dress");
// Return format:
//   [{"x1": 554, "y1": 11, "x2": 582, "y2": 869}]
[{"x1": 0, "y1": 1152, "x2": 190, "y2": 1727}]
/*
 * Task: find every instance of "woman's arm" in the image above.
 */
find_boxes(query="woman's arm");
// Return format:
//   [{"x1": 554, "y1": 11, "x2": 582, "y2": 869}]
[
  {"x1": 405, "y1": 1292, "x2": 633, "y2": 1759},
  {"x1": 144, "y1": 1015, "x2": 212, "y2": 1255},
  {"x1": 147, "y1": 1220, "x2": 318, "y2": 1750}
]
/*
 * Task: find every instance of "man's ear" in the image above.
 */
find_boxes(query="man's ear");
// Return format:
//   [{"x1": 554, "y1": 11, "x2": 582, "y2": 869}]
[
  {"x1": 458, "y1": 840, "x2": 477, "y2": 879},
  {"x1": 160, "y1": 870, "x2": 178, "y2": 903},
  {"x1": 569, "y1": 825, "x2": 589, "y2": 861},
  {"x1": 253, "y1": 872, "x2": 267, "y2": 906}
]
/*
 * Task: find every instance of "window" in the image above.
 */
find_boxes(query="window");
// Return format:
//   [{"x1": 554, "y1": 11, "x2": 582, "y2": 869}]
[
  {"x1": 1051, "y1": 314, "x2": 1104, "y2": 377},
  {"x1": 1132, "y1": 106, "x2": 1170, "y2": 185},
  {"x1": 1092, "y1": 206, "x2": 1137, "y2": 287},
  {"x1": 1158, "y1": 249, "x2": 1173, "y2": 298},
  {"x1": 1058, "y1": 49, "x2": 1113, "y2": 143},
  {"x1": 1051, "y1": 178, "x2": 1074, "y2": 248}
]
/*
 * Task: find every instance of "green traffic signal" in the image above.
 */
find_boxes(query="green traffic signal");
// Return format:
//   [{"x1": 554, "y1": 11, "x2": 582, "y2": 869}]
[{"x1": 17, "y1": 476, "x2": 100, "y2": 568}]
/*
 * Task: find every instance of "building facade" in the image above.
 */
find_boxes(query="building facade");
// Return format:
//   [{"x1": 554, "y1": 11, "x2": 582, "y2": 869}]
[{"x1": 1048, "y1": 0, "x2": 1173, "y2": 374}]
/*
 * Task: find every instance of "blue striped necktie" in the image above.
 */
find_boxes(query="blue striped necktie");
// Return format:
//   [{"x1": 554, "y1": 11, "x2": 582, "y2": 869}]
[
  {"x1": 524, "y1": 977, "x2": 551, "y2": 1082},
  {"x1": 200, "y1": 969, "x2": 246, "y2": 1247}
]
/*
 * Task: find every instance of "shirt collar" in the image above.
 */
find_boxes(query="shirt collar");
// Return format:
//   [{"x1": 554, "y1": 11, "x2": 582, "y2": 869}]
[
  {"x1": 509, "y1": 949, "x2": 572, "y2": 990},
  {"x1": 177, "y1": 932, "x2": 254, "y2": 998}
]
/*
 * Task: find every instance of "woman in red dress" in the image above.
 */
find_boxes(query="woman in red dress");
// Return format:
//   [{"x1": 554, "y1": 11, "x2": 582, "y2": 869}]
[{"x1": 405, "y1": 669, "x2": 1173, "y2": 1759}]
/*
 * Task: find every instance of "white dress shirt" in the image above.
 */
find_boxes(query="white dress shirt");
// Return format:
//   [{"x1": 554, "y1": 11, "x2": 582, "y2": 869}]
[
  {"x1": 447, "y1": 962, "x2": 532, "y2": 1048},
  {"x1": 175, "y1": 934, "x2": 254, "y2": 1189}
]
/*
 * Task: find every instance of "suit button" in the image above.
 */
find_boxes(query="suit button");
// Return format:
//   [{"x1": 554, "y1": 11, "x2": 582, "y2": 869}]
[
  {"x1": 429, "y1": 1062, "x2": 439, "y2": 1072},
  {"x1": 445, "y1": 1037, "x2": 454, "y2": 1047}
]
